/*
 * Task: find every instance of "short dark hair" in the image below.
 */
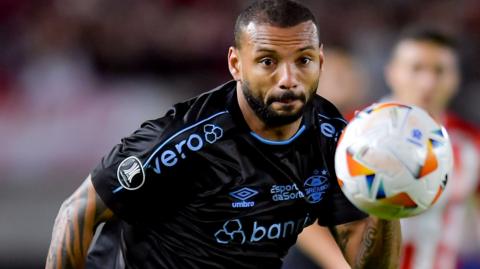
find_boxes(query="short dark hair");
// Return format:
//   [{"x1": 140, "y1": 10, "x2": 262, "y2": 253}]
[
  {"x1": 396, "y1": 27, "x2": 458, "y2": 52},
  {"x1": 234, "y1": 0, "x2": 319, "y2": 48}
]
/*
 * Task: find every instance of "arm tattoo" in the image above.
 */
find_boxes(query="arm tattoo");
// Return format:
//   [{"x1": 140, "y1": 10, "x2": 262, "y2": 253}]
[
  {"x1": 355, "y1": 223, "x2": 378, "y2": 268},
  {"x1": 332, "y1": 218, "x2": 400, "y2": 269},
  {"x1": 46, "y1": 177, "x2": 113, "y2": 269},
  {"x1": 354, "y1": 218, "x2": 400, "y2": 269},
  {"x1": 329, "y1": 226, "x2": 351, "y2": 254}
]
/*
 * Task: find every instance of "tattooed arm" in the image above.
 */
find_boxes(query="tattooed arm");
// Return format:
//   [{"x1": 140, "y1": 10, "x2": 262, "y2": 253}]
[
  {"x1": 46, "y1": 175, "x2": 113, "y2": 269},
  {"x1": 330, "y1": 217, "x2": 401, "y2": 269}
]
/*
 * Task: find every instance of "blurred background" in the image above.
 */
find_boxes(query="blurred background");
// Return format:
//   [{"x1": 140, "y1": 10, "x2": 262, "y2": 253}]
[{"x1": 1, "y1": 0, "x2": 479, "y2": 268}]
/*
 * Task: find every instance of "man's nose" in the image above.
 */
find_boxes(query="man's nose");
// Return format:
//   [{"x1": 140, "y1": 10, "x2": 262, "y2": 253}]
[
  {"x1": 417, "y1": 70, "x2": 438, "y2": 93},
  {"x1": 278, "y1": 63, "x2": 298, "y2": 90}
]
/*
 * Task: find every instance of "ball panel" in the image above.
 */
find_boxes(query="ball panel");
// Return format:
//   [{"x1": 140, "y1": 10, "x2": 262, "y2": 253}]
[
  {"x1": 417, "y1": 140, "x2": 439, "y2": 178},
  {"x1": 430, "y1": 186, "x2": 444, "y2": 206},
  {"x1": 346, "y1": 149, "x2": 375, "y2": 176},
  {"x1": 379, "y1": 192, "x2": 417, "y2": 208},
  {"x1": 376, "y1": 180, "x2": 386, "y2": 199}
]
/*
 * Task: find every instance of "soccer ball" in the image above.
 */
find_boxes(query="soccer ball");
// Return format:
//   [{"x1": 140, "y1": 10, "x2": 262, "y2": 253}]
[{"x1": 335, "y1": 102, "x2": 453, "y2": 219}]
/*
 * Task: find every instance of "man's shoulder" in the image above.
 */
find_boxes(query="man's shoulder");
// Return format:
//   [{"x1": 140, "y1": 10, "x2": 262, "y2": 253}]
[
  {"x1": 139, "y1": 81, "x2": 236, "y2": 169},
  {"x1": 145, "y1": 81, "x2": 235, "y2": 132},
  {"x1": 311, "y1": 94, "x2": 343, "y2": 116},
  {"x1": 445, "y1": 112, "x2": 480, "y2": 148},
  {"x1": 311, "y1": 94, "x2": 347, "y2": 125},
  {"x1": 164, "y1": 81, "x2": 236, "y2": 124}
]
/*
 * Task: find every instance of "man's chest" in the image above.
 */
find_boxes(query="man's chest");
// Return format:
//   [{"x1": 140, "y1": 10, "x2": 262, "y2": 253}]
[{"x1": 175, "y1": 135, "x2": 335, "y2": 235}]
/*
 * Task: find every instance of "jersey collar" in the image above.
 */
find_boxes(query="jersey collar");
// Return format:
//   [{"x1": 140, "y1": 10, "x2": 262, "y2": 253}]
[{"x1": 226, "y1": 82, "x2": 313, "y2": 145}]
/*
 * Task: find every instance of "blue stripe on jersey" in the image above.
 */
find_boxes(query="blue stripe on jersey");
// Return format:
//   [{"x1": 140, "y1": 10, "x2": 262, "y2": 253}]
[
  {"x1": 113, "y1": 186, "x2": 123, "y2": 193},
  {"x1": 143, "y1": 110, "x2": 229, "y2": 168},
  {"x1": 317, "y1": 113, "x2": 348, "y2": 124},
  {"x1": 249, "y1": 125, "x2": 306, "y2": 145}
]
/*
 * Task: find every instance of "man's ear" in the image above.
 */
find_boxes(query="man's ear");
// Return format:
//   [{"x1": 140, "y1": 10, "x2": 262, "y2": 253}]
[
  {"x1": 384, "y1": 60, "x2": 395, "y2": 91},
  {"x1": 228, "y1": 46, "x2": 241, "y2": 81},
  {"x1": 319, "y1": 44, "x2": 325, "y2": 72}
]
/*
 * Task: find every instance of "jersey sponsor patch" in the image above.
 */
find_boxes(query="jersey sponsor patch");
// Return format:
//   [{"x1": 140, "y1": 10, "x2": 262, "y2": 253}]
[
  {"x1": 214, "y1": 214, "x2": 313, "y2": 245},
  {"x1": 150, "y1": 123, "x2": 224, "y2": 175},
  {"x1": 214, "y1": 219, "x2": 246, "y2": 244},
  {"x1": 117, "y1": 156, "x2": 145, "y2": 190},
  {"x1": 304, "y1": 169, "x2": 330, "y2": 203},
  {"x1": 320, "y1": 123, "x2": 336, "y2": 138},
  {"x1": 204, "y1": 124, "x2": 223, "y2": 144},
  {"x1": 317, "y1": 113, "x2": 346, "y2": 140},
  {"x1": 270, "y1": 183, "x2": 305, "y2": 201}
]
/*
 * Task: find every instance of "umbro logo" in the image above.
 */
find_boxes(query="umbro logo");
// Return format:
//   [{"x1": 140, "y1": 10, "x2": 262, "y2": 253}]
[
  {"x1": 229, "y1": 187, "x2": 258, "y2": 208},
  {"x1": 230, "y1": 187, "x2": 258, "y2": 200}
]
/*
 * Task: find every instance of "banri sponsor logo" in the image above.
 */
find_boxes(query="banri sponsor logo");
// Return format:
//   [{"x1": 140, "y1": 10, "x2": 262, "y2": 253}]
[
  {"x1": 214, "y1": 214, "x2": 313, "y2": 245},
  {"x1": 151, "y1": 124, "x2": 223, "y2": 174}
]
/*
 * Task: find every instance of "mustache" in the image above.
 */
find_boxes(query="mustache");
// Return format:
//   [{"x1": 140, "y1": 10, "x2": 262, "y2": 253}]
[{"x1": 266, "y1": 91, "x2": 306, "y2": 105}]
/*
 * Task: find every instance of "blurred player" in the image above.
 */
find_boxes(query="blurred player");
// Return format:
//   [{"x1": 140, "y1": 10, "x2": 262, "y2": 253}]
[
  {"x1": 293, "y1": 28, "x2": 480, "y2": 269},
  {"x1": 385, "y1": 28, "x2": 480, "y2": 269},
  {"x1": 45, "y1": 1, "x2": 401, "y2": 268},
  {"x1": 315, "y1": 48, "x2": 370, "y2": 115}
]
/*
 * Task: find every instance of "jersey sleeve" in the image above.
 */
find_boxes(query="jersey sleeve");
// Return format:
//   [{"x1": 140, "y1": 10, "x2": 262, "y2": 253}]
[
  {"x1": 316, "y1": 134, "x2": 369, "y2": 226},
  {"x1": 314, "y1": 99, "x2": 368, "y2": 226},
  {"x1": 316, "y1": 178, "x2": 369, "y2": 226},
  {"x1": 91, "y1": 116, "x2": 176, "y2": 223}
]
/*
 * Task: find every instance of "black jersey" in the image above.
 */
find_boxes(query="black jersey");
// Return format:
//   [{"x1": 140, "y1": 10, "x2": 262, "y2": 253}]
[{"x1": 90, "y1": 81, "x2": 367, "y2": 269}]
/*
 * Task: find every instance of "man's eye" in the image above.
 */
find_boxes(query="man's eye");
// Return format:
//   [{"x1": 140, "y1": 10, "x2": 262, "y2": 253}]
[
  {"x1": 260, "y1": 58, "x2": 274, "y2": 66},
  {"x1": 299, "y1": 57, "x2": 312, "y2": 65}
]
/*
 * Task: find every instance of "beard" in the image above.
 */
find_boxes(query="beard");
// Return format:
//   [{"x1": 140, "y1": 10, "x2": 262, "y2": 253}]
[{"x1": 241, "y1": 81, "x2": 317, "y2": 127}]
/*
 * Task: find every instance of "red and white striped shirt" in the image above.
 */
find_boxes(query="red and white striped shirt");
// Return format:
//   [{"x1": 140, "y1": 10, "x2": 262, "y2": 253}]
[{"x1": 400, "y1": 113, "x2": 480, "y2": 269}]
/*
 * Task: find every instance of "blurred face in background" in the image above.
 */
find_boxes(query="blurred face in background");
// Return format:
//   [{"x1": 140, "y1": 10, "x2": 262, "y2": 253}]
[
  {"x1": 229, "y1": 21, "x2": 324, "y2": 126},
  {"x1": 386, "y1": 40, "x2": 460, "y2": 118},
  {"x1": 316, "y1": 49, "x2": 369, "y2": 114}
]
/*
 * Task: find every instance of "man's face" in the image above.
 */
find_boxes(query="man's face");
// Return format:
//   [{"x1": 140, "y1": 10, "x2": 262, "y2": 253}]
[
  {"x1": 316, "y1": 49, "x2": 369, "y2": 114},
  {"x1": 229, "y1": 21, "x2": 323, "y2": 126},
  {"x1": 386, "y1": 40, "x2": 460, "y2": 116}
]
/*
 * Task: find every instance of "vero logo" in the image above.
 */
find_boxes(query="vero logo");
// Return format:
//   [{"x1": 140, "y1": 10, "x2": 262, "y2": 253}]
[{"x1": 151, "y1": 123, "x2": 223, "y2": 174}]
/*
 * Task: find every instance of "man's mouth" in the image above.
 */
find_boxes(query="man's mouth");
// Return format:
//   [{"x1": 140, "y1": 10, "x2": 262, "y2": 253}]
[
  {"x1": 277, "y1": 97, "x2": 297, "y2": 104},
  {"x1": 268, "y1": 92, "x2": 305, "y2": 105}
]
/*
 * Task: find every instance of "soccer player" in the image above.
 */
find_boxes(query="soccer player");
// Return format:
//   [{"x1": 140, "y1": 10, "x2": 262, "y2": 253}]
[
  {"x1": 293, "y1": 28, "x2": 480, "y2": 269},
  {"x1": 385, "y1": 28, "x2": 480, "y2": 269},
  {"x1": 46, "y1": 1, "x2": 401, "y2": 268}
]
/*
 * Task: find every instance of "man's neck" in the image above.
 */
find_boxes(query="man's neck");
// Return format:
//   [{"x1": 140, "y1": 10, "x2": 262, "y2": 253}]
[
  {"x1": 426, "y1": 107, "x2": 448, "y2": 124},
  {"x1": 236, "y1": 86, "x2": 303, "y2": 141}
]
